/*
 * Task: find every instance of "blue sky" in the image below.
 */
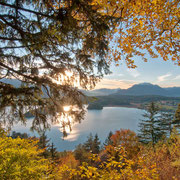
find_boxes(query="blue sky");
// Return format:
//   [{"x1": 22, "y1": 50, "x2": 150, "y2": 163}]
[{"x1": 96, "y1": 56, "x2": 180, "y2": 89}]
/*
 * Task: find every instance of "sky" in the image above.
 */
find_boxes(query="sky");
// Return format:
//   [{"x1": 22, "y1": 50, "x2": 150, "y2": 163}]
[{"x1": 95, "y1": 55, "x2": 180, "y2": 89}]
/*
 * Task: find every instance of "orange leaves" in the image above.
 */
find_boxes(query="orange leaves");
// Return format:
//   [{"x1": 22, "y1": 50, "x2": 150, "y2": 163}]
[
  {"x1": 107, "y1": 129, "x2": 140, "y2": 159},
  {"x1": 110, "y1": 129, "x2": 138, "y2": 146}
]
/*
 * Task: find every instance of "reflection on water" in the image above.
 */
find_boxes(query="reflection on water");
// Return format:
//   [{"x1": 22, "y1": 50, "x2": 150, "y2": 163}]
[
  {"x1": 63, "y1": 128, "x2": 80, "y2": 141},
  {"x1": 58, "y1": 105, "x2": 81, "y2": 136},
  {"x1": 11, "y1": 107, "x2": 144, "y2": 151},
  {"x1": 52, "y1": 121, "x2": 80, "y2": 141}
]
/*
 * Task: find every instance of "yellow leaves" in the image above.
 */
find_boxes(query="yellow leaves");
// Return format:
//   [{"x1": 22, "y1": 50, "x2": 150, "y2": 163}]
[
  {"x1": 0, "y1": 136, "x2": 50, "y2": 179},
  {"x1": 152, "y1": 0, "x2": 158, "y2": 5},
  {"x1": 139, "y1": 20, "x2": 143, "y2": 28},
  {"x1": 34, "y1": 0, "x2": 180, "y2": 68},
  {"x1": 106, "y1": 0, "x2": 180, "y2": 67}
]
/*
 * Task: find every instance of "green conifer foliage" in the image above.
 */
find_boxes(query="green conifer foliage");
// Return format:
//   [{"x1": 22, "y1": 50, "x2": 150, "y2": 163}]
[
  {"x1": 0, "y1": 0, "x2": 114, "y2": 132},
  {"x1": 173, "y1": 104, "x2": 180, "y2": 131},
  {"x1": 138, "y1": 102, "x2": 162, "y2": 146},
  {"x1": 92, "y1": 133, "x2": 101, "y2": 154},
  {"x1": 160, "y1": 112, "x2": 174, "y2": 136},
  {"x1": 104, "y1": 131, "x2": 113, "y2": 147}
]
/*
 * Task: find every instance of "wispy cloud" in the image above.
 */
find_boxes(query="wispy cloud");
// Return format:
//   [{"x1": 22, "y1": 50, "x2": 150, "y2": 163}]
[
  {"x1": 174, "y1": 75, "x2": 180, "y2": 80},
  {"x1": 117, "y1": 73, "x2": 124, "y2": 77},
  {"x1": 95, "y1": 78, "x2": 140, "y2": 89},
  {"x1": 105, "y1": 73, "x2": 124, "y2": 78},
  {"x1": 127, "y1": 69, "x2": 140, "y2": 78},
  {"x1": 157, "y1": 73, "x2": 172, "y2": 82}
]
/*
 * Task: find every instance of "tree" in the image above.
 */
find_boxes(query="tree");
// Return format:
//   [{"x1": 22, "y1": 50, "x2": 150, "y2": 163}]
[
  {"x1": 104, "y1": 131, "x2": 113, "y2": 147},
  {"x1": 0, "y1": 0, "x2": 179, "y2": 132},
  {"x1": 159, "y1": 112, "x2": 174, "y2": 136},
  {"x1": 11, "y1": 131, "x2": 29, "y2": 139},
  {"x1": 74, "y1": 144, "x2": 90, "y2": 164},
  {"x1": 138, "y1": 102, "x2": 162, "y2": 147},
  {"x1": 74, "y1": 133, "x2": 101, "y2": 164},
  {"x1": 83, "y1": 133, "x2": 101, "y2": 154},
  {"x1": 0, "y1": 132, "x2": 50, "y2": 179},
  {"x1": 107, "y1": 0, "x2": 180, "y2": 67},
  {"x1": 173, "y1": 104, "x2": 180, "y2": 130},
  {"x1": 69, "y1": 146, "x2": 160, "y2": 180},
  {"x1": 50, "y1": 142, "x2": 58, "y2": 160},
  {"x1": 92, "y1": 133, "x2": 101, "y2": 154},
  {"x1": 110, "y1": 129, "x2": 140, "y2": 159},
  {"x1": 37, "y1": 131, "x2": 50, "y2": 158},
  {"x1": 84, "y1": 133, "x2": 94, "y2": 152},
  {"x1": 0, "y1": 0, "x2": 113, "y2": 132}
]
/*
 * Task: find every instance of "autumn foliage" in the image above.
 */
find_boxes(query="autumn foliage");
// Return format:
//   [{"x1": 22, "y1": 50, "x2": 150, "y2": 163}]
[
  {"x1": 0, "y1": 130, "x2": 50, "y2": 179},
  {"x1": 47, "y1": 0, "x2": 180, "y2": 67},
  {"x1": 109, "y1": 129, "x2": 140, "y2": 159},
  {"x1": 95, "y1": 0, "x2": 180, "y2": 67},
  {"x1": 0, "y1": 127, "x2": 180, "y2": 179}
]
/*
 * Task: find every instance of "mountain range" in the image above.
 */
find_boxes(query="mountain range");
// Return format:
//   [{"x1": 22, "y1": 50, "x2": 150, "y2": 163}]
[{"x1": 83, "y1": 83, "x2": 180, "y2": 97}]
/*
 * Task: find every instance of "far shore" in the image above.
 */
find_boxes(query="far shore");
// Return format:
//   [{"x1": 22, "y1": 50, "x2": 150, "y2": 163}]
[
  {"x1": 87, "y1": 104, "x2": 143, "y2": 110},
  {"x1": 103, "y1": 103, "x2": 142, "y2": 109}
]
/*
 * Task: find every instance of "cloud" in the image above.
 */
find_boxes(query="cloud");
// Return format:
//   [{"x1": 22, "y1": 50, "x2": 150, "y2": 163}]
[
  {"x1": 117, "y1": 73, "x2": 124, "y2": 77},
  {"x1": 95, "y1": 78, "x2": 140, "y2": 89},
  {"x1": 157, "y1": 73, "x2": 172, "y2": 82},
  {"x1": 174, "y1": 75, "x2": 180, "y2": 80},
  {"x1": 127, "y1": 69, "x2": 140, "y2": 78},
  {"x1": 105, "y1": 73, "x2": 124, "y2": 78}
]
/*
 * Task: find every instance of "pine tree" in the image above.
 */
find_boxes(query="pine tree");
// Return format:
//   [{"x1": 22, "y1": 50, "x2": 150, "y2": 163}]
[
  {"x1": 173, "y1": 104, "x2": 180, "y2": 131},
  {"x1": 159, "y1": 112, "x2": 174, "y2": 136},
  {"x1": 83, "y1": 133, "x2": 101, "y2": 154},
  {"x1": 0, "y1": 0, "x2": 113, "y2": 133},
  {"x1": 50, "y1": 142, "x2": 58, "y2": 160},
  {"x1": 38, "y1": 132, "x2": 50, "y2": 158},
  {"x1": 74, "y1": 144, "x2": 89, "y2": 164},
  {"x1": 92, "y1": 133, "x2": 101, "y2": 154},
  {"x1": 84, "y1": 133, "x2": 94, "y2": 152},
  {"x1": 104, "y1": 131, "x2": 113, "y2": 147},
  {"x1": 138, "y1": 102, "x2": 162, "y2": 147}
]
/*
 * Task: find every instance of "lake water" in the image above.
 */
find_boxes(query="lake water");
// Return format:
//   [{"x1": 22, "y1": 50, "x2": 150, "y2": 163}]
[{"x1": 12, "y1": 107, "x2": 144, "y2": 151}]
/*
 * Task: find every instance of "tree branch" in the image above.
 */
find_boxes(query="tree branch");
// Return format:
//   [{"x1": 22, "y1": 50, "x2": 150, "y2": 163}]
[
  {"x1": 0, "y1": 36, "x2": 22, "y2": 41},
  {"x1": 0, "y1": 2, "x2": 53, "y2": 19}
]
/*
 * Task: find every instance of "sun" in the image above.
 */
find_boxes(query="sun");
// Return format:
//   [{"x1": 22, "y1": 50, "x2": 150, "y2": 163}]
[
  {"x1": 63, "y1": 106, "x2": 70, "y2": 112},
  {"x1": 65, "y1": 70, "x2": 73, "y2": 77}
]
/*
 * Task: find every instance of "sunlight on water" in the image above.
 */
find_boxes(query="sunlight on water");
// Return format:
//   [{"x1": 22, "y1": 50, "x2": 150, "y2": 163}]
[
  {"x1": 56, "y1": 110, "x2": 76, "y2": 138},
  {"x1": 62, "y1": 128, "x2": 80, "y2": 141},
  {"x1": 11, "y1": 107, "x2": 143, "y2": 151}
]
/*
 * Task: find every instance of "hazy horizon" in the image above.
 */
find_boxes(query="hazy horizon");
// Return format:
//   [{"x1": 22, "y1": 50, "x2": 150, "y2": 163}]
[
  {"x1": 94, "y1": 81, "x2": 180, "y2": 90},
  {"x1": 95, "y1": 56, "x2": 180, "y2": 89}
]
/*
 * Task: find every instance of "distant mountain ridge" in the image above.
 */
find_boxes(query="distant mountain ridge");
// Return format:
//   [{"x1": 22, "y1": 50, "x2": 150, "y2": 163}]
[
  {"x1": 115, "y1": 83, "x2": 168, "y2": 96},
  {"x1": 84, "y1": 83, "x2": 180, "y2": 97}
]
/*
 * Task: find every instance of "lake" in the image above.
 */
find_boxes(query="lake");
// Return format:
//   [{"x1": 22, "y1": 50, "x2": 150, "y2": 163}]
[{"x1": 12, "y1": 107, "x2": 144, "y2": 151}]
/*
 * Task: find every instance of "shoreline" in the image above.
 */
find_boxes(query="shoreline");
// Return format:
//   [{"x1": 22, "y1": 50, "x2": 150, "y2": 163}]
[
  {"x1": 104, "y1": 105, "x2": 140, "y2": 109},
  {"x1": 88, "y1": 104, "x2": 143, "y2": 110}
]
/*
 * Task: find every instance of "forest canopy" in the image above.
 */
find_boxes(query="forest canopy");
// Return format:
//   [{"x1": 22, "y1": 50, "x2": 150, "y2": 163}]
[{"x1": 0, "y1": 0, "x2": 179, "y2": 132}]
